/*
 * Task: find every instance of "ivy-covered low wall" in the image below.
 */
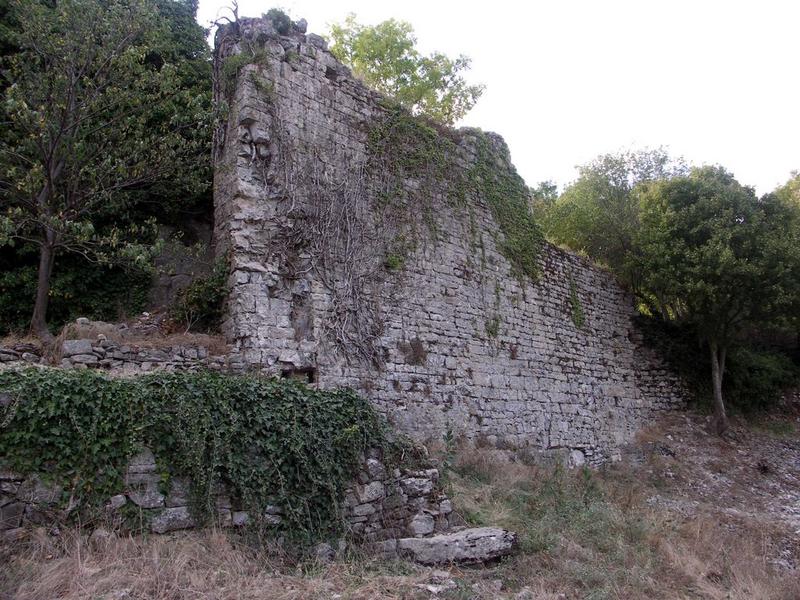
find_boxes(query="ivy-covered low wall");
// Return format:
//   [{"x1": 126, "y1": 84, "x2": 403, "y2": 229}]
[{"x1": 0, "y1": 369, "x2": 452, "y2": 546}]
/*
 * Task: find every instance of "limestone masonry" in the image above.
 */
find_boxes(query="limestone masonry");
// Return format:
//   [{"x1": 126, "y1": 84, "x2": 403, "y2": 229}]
[
  {"x1": 212, "y1": 16, "x2": 687, "y2": 464},
  {"x1": 1, "y1": 447, "x2": 457, "y2": 557}
]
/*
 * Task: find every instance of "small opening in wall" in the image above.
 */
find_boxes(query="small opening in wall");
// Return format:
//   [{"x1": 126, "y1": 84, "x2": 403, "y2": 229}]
[
  {"x1": 324, "y1": 66, "x2": 338, "y2": 82},
  {"x1": 281, "y1": 367, "x2": 317, "y2": 384}
]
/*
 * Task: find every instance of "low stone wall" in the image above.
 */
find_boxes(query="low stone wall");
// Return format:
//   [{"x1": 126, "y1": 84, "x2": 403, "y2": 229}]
[
  {"x1": 0, "y1": 339, "x2": 239, "y2": 374},
  {"x1": 0, "y1": 448, "x2": 451, "y2": 551},
  {"x1": 57, "y1": 338, "x2": 241, "y2": 373}
]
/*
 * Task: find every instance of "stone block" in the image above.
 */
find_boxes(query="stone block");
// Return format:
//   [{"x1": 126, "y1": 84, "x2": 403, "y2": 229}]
[
  {"x1": 356, "y1": 481, "x2": 385, "y2": 503},
  {"x1": 61, "y1": 339, "x2": 93, "y2": 356},
  {"x1": 16, "y1": 476, "x2": 62, "y2": 504},
  {"x1": 408, "y1": 512, "x2": 435, "y2": 537},
  {"x1": 151, "y1": 507, "x2": 195, "y2": 534},
  {"x1": 397, "y1": 527, "x2": 517, "y2": 565}
]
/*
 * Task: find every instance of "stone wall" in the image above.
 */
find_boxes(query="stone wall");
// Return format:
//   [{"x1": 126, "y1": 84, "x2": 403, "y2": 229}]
[
  {"x1": 0, "y1": 448, "x2": 451, "y2": 552},
  {"x1": 0, "y1": 338, "x2": 238, "y2": 374},
  {"x1": 213, "y1": 17, "x2": 687, "y2": 464}
]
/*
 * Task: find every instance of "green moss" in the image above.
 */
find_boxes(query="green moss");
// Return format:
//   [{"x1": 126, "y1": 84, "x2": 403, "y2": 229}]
[
  {"x1": 367, "y1": 107, "x2": 544, "y2": 282},
  {"x1": 467, "y1": 133, "x2": 544, "y2": 281},
  {"x1": 569, "y1": 277, "x2": 586, "y2": 328},
  {"x1": 485, "y1": 315, "x2": 501, "y2": 338},
  {"x1": 383, "y1": 254, "x2": 404, "y2": 271}
]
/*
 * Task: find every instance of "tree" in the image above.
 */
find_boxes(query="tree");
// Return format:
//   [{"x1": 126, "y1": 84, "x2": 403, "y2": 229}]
[
  {"x1": 0, "y1": 0, "x2": 211, "y2": 339},
  {"x1": 544, "y1": 148, "x2": 687, "y2": 289},
  {"x1": 329, "y1": 14, "x2": 484, "y2": 125},
  {"x1": 528, "y1": 180, "x2": 558, "y2": 223},
  {"x1": 774, "y1": 171, "x2": 800, "y2": 207},
  {"x1": 635, "y1": 166, "x2": 800, "y2": 434}
]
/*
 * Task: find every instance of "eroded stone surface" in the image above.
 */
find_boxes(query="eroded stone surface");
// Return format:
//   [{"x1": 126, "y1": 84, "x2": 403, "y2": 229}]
[
  {"x1": 212, "y1": 15, "x2": 688, "y2": 464},
  {"x1": 397, "y1": 527, "x2": 518, "y2": 564}
]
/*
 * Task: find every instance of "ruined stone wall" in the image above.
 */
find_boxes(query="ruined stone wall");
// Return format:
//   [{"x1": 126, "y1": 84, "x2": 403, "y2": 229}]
[
  {"x1": 0, "y1": 448, "x2": 451, "y2": 551},
  {"x1": 213, "y1": 17, "x2": 687, "y2": 464}
]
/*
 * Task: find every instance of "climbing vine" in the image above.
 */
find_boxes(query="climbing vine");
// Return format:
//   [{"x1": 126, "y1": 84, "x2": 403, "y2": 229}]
[
  {"x1": 0, "y1": 369, "x2": 389, "y2": 539},
  {"x1": 569, "y1": 277, "x2": 586, "y2": 328},
  {"x1": 466, "y1": 132, "x2": 544, "y2": 281},
  {"x1": 366, "y1": 106, "x2": 544, "y2": 282}
]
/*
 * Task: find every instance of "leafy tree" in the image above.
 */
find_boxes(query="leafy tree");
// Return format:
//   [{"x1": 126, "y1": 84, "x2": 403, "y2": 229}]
[
  {"x1": 0, "y1": 0, "x2": 212, "y2": 339},
  {"x1": 529, "y1": 180, "x2": 558, "y2": 223},
  {"x1": 635, "y1": 166, "x2": 800, "y2": 434},
  {"x1": 775, "y1": 171, "x2": 800, "y2": 207},
  {"x1": 329, "y1": 14, "x2": 484, "y2": 124},
  {"x1": 544, "y1": 149, "x2": 686, "y2": 288}
]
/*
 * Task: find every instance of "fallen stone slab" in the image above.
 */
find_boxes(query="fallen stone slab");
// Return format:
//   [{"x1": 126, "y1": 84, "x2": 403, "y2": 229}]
[{"x1": 397, "y1": 527, "x2": 517, "y2": 565}]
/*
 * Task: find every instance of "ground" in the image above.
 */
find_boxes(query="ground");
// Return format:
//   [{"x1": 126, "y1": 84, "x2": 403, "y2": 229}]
[{"x1": 2, "y1": 408, "x2": 799, "y2": 600}]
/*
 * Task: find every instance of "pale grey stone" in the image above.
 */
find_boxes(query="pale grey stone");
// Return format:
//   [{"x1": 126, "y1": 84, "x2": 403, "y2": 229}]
[
  {"x1": 365, "y1": 458, "x2": 386, "y2": 480},
  {"x1": 306, "y1": 33, "x2": 327, "y2": 50},
  {"x1": 232, "y1": 511, "x2": 249, "y2": 527},
  {"x1": 313, "y1": 542, "x2": 335, "y2": 562},
  {"x1": 61, "y1": 339, "x2": 93, "y2": 356},
  {"x1": 401, "y1": 478, "x2": 434, "y2": 497},
  {"x1": 17, "y1": 476, "x2": 62, "y2": 504},
  {"x1": 70, "y1": 354, "x2": 98, "y2": 364},
  {"x1": 108, "y1": 494, "x2": 127, "y2": 510},
  {"x1": 151, "y1": 507, "x2": 195, "y2": 533},
  {"x1": 127, "y1": 449, "x2": 156, "y2": 474},
  {"x1": 165, "y1": 478, "x2": 190, "y2": 508},
  {"x1": 408, "y1": 512, "x2": 435, "y2": 537},
  {"x1": 397, "y1": 527, "x2": 517, "y2": 565},
  {"x1": 356, "y1": 481, "x2": 384, "y2": 503},
  {"x1": 124, "y1": 473, "x2": 164, "y2": 509},
  {"x1": 569, "y1": 449, "x2": 586, "y2": 468}
]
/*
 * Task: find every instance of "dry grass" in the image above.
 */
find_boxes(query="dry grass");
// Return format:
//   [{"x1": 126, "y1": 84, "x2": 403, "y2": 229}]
[
  {"x1": 442, "y1": 444, "x2": 799, "y2": 600},
  {"x1": 0, "y1": 334, "x2": 42, "y2": 351},
  {"x1": 54, "y1": 321, "x2": 228, "y2": 356},
  {"x1": 1, "y1": 528, "x2": 441, "y2": 600},
  {"x1": 3, "y1": 417, "x2": 799, "y2": 600}
]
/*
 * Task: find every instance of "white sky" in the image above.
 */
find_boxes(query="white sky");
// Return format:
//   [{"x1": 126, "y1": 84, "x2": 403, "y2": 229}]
[{"x1": 197, "y1": 0, "x2": 799, "y2": 194}]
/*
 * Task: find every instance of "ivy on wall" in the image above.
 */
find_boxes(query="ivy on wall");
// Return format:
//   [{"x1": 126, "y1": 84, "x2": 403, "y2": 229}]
[
  {"x1": 568, "y1": 277, "x2": 586, "y2": 328},
  {"x1": 0, "y1": 369, "x2": 390, "y2": 539},
  {"x1": 366, "y1": 106, "x2": 544, "y2": 281}
]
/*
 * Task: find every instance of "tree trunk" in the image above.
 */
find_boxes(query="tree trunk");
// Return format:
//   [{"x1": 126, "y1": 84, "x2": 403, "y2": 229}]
[
  {"x1": 30, "y1": 235, "x2": 56, "y2": 342},
  {"x1": 708, "y1": 340, "x2": 729, "y2": 435}
]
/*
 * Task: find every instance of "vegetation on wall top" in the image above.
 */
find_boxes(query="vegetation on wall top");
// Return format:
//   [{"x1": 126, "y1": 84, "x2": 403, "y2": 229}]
[
  {"x1": 367, "y1": 106, "x2": 544, "y2": 281},
  {"x1": 330, "y1": 14, "x2": 484, "y2": 125}
]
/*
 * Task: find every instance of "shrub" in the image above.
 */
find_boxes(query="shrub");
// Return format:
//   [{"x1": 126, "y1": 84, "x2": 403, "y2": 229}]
[
  {"x1": 0, "y1": 244, "x2": 151, "y2": 336},
  {"x1": 170, "y1": 260, "x2": 229, "y2": 333},
  {"x1": 264, "y1": 8, "x2": 292, "y2": 35},
  {"x1": 636, "y1": 315, "x2": 799, "y2": 412},
  {"x1": 724, "y1": 346, "x2": 799, "y2": 411}
]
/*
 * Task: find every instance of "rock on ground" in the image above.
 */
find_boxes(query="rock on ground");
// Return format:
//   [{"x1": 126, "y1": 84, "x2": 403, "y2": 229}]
[{"x1": 397, "y1": 527, "x2": 517, "y2": 565}]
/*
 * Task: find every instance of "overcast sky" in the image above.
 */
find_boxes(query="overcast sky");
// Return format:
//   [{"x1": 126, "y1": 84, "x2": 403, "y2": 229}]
[{"x1": 197, "y1": 0, "x2": 799, "y2": 194}]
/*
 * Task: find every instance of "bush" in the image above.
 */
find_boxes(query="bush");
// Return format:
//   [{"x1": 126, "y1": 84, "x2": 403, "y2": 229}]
[
  {"x1": 0, "y1": 244, "x2": 151, "y2": 336},
  {"x1": 170, "y1": 260, "x2": 229, "y2": 333},
  {"x1": 636, "y1": 315, "x2": 799, "y2": 412},
  {"x1": 724, "y1": 347, "x2": 799, "y2": 411},
  {"x1": 263, "y1": 8, "x2": 292, "y2": 35},
  {"x1": 0, "y1": 369, "x2": 389, "y2": 539}
]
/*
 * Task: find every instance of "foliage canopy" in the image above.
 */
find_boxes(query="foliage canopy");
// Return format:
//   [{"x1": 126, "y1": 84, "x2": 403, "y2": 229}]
[
  {"x1": 0, "y1": 0, "x2": 212, "y2": 337},
  {"x1": 635, "y1": 166, "x2": 800, "y2": 431},
  {"x1": 330, "y1": 15, "x2": 484, "y2": 125}
]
